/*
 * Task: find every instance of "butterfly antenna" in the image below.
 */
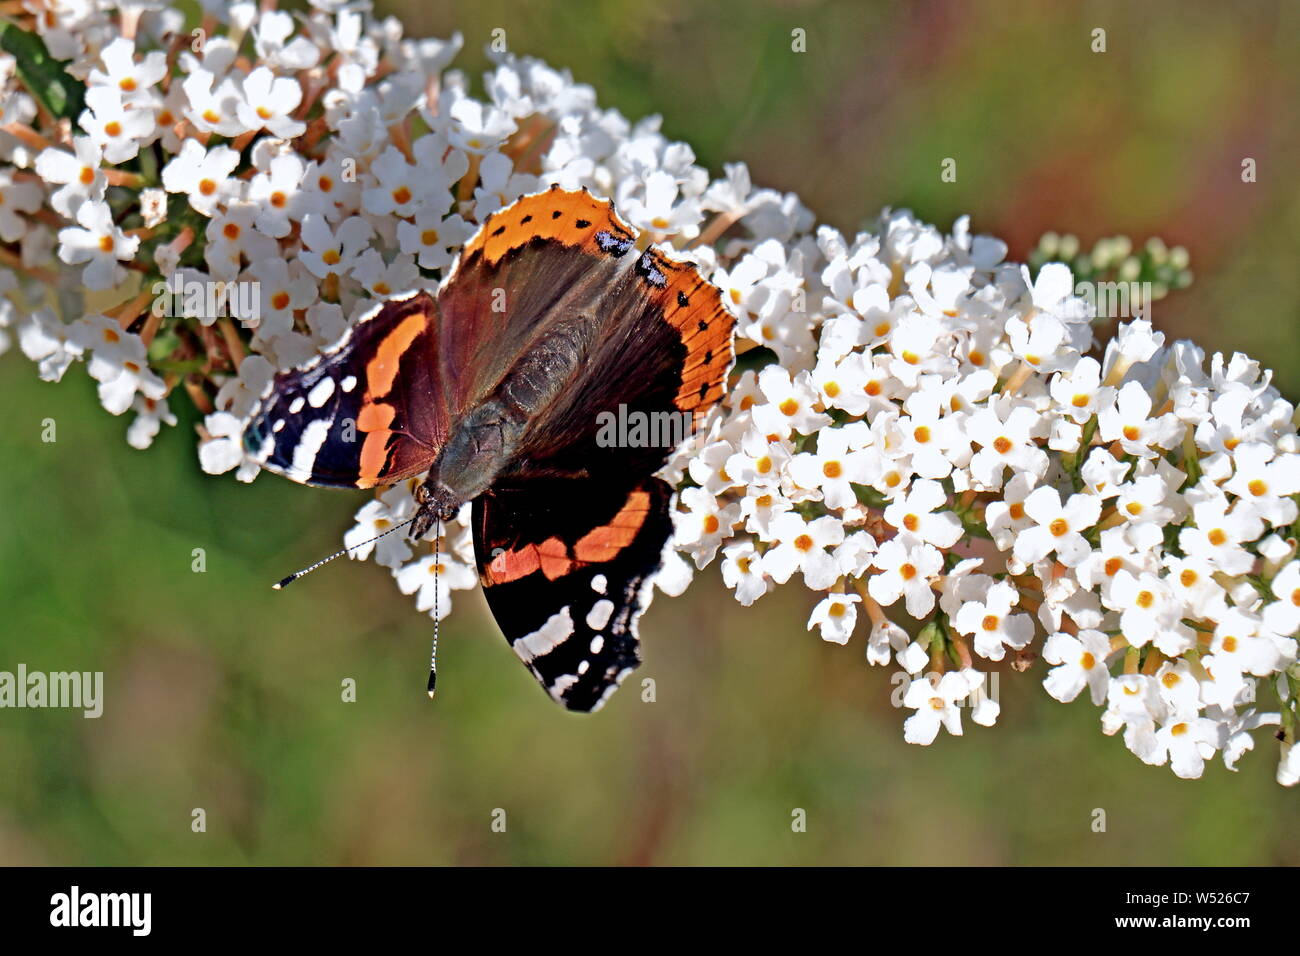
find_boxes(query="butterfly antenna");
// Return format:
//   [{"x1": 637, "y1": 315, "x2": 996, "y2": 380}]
[
  {"x1": 271, "y1": 515, "x2": 416, "y2": 590},
  {"x1": 427, "y1": 515, "x2": 442, "y2": 700}
]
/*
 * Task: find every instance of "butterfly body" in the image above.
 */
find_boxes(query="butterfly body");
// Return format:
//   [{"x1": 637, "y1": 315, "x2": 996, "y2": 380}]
[{"x1": 245, "y1": 187, "x2": 735, "y2": 710}]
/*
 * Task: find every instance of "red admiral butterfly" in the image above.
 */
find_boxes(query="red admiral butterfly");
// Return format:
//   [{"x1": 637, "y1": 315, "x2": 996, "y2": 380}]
[{"x1": 245, "y1": 187, "x2": 735, "y2": 711}]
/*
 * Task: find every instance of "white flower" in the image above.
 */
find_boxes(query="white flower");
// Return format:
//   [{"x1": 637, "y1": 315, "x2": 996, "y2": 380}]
[
  {"x1": 88, "y1": 37, "x2": 167, "y2": 103},
  {"x1": 198, "y1": 411, "x2": 256, "y2": 480},
  {"x1": 966, "y1": 401, "x2": 1048, "y2": 489},
  {"x1": 868, "y1": 537, "x2": 943, "y2": 619},
  {"x1": 753, "y1": 365, "x2": 831, "y2": 438},
  {"x1": 762, "y1": 513, "x2": 844, "y2": 590},
  {"x1": 807, "y1": 592, "x2": 861, "y2": 645},
  {"x1": 787, "y1": 425, "x2": 874, "y2": 510},
  {"x1": 674, "y1": 487, "x2": 739, "y2": 569},
  {"x1": 394, "y1": 551, "x2": 478, "y2": 619},
  {"x1": 161, "y1": 140, "x2": 241, "y2": 216},
  {"x1": 345, "y1": 486, "x2": 418, "y2": 569},
  {"x1": 446, "y1": 96, "x2": 517, "y2": 153},
  {"x1": 56, "y1": 201, "x2": 140, "y2": 290},
  {"x1": 1178, "y1": 495, "x2": 1264, "y2": 575},
  {"x1": 78, "y1": 86, "x2": 154, "y2": 163},
  {"x1": 902, "y1": 672, "x2": 971, "y2": 744},
  {"x1": 1012, "y1": 486, "x2": 1102, "y2": 567},
  {"x1": 881, "y1": 479, "x2": 962, "y2": 548},
  {"x1": 1153, "y1": 715, "x2": 1219, "y2": 779},
  {"x1": 1050, "y1": 356, "x2": 1114, "y2": 424},
  {"x1": 1223, "y1": 445, "x2": 1300, "y2": 528},
  {"x1": 1042, "y1": 629, "x2": 1112, "y2": 704},
  {"x1": 953, "y1": 581, "x2": 1034, "y2": 662},
  {"x1": 1097, "y1": 380, "x2": 1184, "y2": 459},
  {"x1": 299, "y1": 214, "x2": 374, "y2": 279},
  {"x1": 126, "y1": 395, "x2": 177, "y2": 450},
  {"x1": 35, "y1": 137, "x2": 107, "y2": 218},
  {"x1": 237, "y1": 67, "x2": 306, "y2": 138},
  {"x1": 720, "y1": 540, "x2": 770, "y2": 606}
]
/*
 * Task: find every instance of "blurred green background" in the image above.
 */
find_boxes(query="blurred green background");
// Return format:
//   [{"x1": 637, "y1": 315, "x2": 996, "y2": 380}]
[{"x1": 1, "y1": 0, "x2": 1297, "y2": 865}]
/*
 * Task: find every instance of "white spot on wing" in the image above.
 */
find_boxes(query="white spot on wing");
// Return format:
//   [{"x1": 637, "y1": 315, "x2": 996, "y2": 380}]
[
  {"x1": 307, "y1": 377, "x2": 335, "y2": 408},
  {"x1": 341, "y1": 375, "x2": 358, "y2": 392},
  {"x1": 514, "y1": 607, "x2": 573, "y2": 663},
  {"x1": 586, "y1": 599, "x2": 615, "y2": 631},
  {"x1": 591, "y1": 574, "x2": 607, "y2": 594},
  {"x1": 288, "y1": 396, "x2": 305, "y2": 414},
  {"x1": 272, "y1": 419, "x2": 285, "y2": 432},
  {"x1": 291, "y1": 418, "x2": 331, "y2": 477},
  {"x1": 550, "y1": 673, "x2": 579, "y2": 696},
  {"x1": 589, "y1": 635, "x2": 604, "y2": 654}
]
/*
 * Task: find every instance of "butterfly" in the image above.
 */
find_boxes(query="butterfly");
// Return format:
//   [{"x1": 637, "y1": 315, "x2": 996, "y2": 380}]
[{"x1": 244, "y1": 186, "x2": 735, "y2": 711}]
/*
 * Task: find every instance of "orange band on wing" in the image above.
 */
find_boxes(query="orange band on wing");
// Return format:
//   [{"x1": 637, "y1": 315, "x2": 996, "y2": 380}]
[
  {"x1": 366, "y1": 313, "x2": 426, "y2": 399},
  {"x1": 574, "y1": 490, "x2": 651, "y2": 562},
  {"x1": 484, "y1": 490, "x2": 653, "y2": 584},
  {"x1": 486, "y1": 536, "x2": 575, "y2": 584}
]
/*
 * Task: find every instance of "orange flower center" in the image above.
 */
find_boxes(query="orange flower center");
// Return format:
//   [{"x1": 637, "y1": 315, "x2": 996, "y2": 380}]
[
  {"x1": 1049, "y1": 518, "x2": 1069, "y2": 537},
  {"x1": 822, "y1": 460, "x2": 843, "y2": 479}
]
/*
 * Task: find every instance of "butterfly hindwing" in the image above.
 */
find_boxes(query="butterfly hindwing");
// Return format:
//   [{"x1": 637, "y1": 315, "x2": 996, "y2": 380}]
[
  {"x1": 472, "y1": 475, "x2": 674, "y2": 712},
  {"x1": 245, "y1": 291, "x2": 451, "y2": 488}
]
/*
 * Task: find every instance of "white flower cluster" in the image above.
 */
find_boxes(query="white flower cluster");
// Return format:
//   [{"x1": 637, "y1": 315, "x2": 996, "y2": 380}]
[
  {"x1": 670, "y1": 218, "x2": 1300, "y2": 782},
  {"x1": 1, "y1": 1, "x2": 1296, "y2": 783}
]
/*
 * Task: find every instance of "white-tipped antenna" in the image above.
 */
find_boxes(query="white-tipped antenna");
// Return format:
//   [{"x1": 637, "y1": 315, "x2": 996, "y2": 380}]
[
  {"x1": 272, "y1": 516, "x2": 416, "y2": 590},
  {"x1": 427, "y1": 514, "x2": 442, "y2": 700}
]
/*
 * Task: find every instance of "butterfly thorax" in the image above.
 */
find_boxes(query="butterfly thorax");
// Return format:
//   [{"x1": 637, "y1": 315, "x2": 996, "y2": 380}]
[{"x1": 412, "y1": 315, "x2": 598, "y2": 537}]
